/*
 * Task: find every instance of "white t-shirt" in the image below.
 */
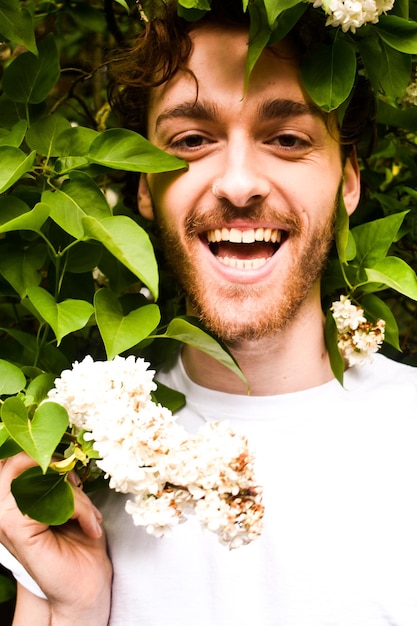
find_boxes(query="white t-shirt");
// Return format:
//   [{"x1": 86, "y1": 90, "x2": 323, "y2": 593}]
[{"x1": 1, "y1": 353, "x2": 417, "y2": 625}]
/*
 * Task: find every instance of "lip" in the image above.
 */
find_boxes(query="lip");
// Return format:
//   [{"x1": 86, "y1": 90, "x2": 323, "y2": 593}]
[{"x1": 198, "y1": 224, "x2": 288, "y2": 283}]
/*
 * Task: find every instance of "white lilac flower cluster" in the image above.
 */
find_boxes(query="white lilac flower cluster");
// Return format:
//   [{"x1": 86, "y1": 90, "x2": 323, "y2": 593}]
[
  {"x1": 48, "y1": 355, "x2": 264, "y2": 549},
  {"x1": 331, "y1": 295, "x2": 386, "y2": 366},
  {"x1": 402, "y1": 77, "x2": 417, "y2": 107},
  {"x1": 310, "y1": 0, "x2": 394, "y2": 32}
]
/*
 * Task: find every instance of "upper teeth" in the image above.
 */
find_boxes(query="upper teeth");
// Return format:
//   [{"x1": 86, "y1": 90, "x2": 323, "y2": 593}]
[{"x1": 207, "y1": 227, "x2": 281, "y2": 244}]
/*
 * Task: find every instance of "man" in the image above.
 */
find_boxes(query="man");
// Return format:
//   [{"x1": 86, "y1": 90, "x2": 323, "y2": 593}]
[{"x1": 1, "y1": 2, "x2": 417, "y2": 625}]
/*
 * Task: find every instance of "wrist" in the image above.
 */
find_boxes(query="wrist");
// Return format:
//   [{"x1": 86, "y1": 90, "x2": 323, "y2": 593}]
[
  {"x1": 49, "y1": 577, "x2": 111, "y2": 626},
  {"x1": 50, "y1": 599, "x2": 110, "y2": 626}
]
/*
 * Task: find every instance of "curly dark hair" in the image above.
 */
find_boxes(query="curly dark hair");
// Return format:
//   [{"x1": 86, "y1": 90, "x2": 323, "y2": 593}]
[{"x1": 110, "y1": 0, "x2": 375, "y2": 155}]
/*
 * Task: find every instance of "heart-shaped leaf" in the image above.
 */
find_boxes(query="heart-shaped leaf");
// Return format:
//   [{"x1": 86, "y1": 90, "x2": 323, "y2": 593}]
[
  {"x1": 0, "y1": 359, "x2": 26, "y2": 395},
  {"x1": 26, "y1": 286, "x2": 94, "y2": 345},
  {"x1": 1, "y1": 397, "x2": 68, "y2": 472},
  {"x1": 11, "y1": 466, "x2": 74, "y2": 525},
  {"x1": 95, "y1": 289, "x2": 160, "y2": 360}
]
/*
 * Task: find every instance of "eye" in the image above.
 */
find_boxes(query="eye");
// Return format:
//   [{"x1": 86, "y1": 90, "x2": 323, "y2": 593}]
[
  {"x1": 170, "y1": 134, "x2": 214, "y2": 152},
  {"x1": 266, "y1": 132, "x2": 312, "y2": 153}
]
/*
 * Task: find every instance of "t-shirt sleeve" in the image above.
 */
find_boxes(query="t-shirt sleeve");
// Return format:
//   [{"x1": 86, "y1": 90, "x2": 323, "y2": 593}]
[{"x1": 0, "y1": 543, "x2": 46, "y2": 599}]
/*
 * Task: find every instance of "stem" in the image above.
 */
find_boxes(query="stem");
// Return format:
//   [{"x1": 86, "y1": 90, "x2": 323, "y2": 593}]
[{"x1": 34, "y1": 323, "x2": 49, "y2": 368}]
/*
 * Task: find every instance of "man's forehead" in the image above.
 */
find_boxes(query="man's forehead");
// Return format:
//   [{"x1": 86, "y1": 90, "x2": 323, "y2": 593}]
[{"x1": 147, "y1": 25, "x2": 308, "y2": 124}]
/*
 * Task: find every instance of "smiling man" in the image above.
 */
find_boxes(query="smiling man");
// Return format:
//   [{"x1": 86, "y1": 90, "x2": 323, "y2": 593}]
[
  {"x1": 135, "y1": 19, "x2": 361, "y2": 396},
  {"x1": 1, "y1": 2, "x2": 417, "y2": 625}
]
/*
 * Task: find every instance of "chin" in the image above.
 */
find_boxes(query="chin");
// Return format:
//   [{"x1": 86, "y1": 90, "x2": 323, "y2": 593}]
[{"x1": 189, "y1": 294, "x2": 299, "y2": 343}]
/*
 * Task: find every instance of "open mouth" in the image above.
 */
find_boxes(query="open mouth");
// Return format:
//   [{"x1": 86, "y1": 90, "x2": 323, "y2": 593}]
[{"x1": 205, "y1": 227, "x2": 284, "y2": 270}]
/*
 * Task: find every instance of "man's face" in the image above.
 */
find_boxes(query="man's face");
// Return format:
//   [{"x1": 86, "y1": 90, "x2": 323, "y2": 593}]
[{"x1": 140, "y1": 25, "x2": 360, "y2": 342}]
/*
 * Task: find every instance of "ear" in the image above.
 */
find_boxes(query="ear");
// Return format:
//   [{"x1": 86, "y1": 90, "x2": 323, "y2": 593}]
[
  {"x1": 137, "y1": 174, "x2": 155, "y2": 220},
  {"x1": 342, "y1": 149, "x2": 361, "y2": 217}
]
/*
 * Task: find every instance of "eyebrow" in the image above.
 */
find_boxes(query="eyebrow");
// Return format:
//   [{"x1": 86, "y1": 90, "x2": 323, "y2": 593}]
[
  {"x1": 154, "y1": 97, "x2": 325, "y2": 133},
  {"x1": 154, "y1": 101, "x2": 220, "y2": 132},
  {"x1": 257, "y1": 98, "x2": 326, "y2": 123}
]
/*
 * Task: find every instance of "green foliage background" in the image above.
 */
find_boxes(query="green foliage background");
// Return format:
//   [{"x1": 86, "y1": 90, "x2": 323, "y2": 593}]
[{"x1": 0, "y1": 0, "x2": 417, "y2": 617}]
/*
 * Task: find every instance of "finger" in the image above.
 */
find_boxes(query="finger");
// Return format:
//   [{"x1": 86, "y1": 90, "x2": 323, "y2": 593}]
[
  {"x1": 70, "y1": 486, "x2": 104, "y2": 539},
  {"x1": 0, "y1": 453, "x2": 37, "y2": 498}
]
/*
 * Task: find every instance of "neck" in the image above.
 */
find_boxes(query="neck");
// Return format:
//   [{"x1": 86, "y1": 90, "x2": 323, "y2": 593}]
[{"x1": 181, "y1": 295, "x2": 334, "y2": 396}]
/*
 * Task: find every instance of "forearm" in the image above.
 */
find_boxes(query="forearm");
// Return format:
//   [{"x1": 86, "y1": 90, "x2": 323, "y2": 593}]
[{"x1": 12, "y1": 582, "x2": 111, "y2": 626}]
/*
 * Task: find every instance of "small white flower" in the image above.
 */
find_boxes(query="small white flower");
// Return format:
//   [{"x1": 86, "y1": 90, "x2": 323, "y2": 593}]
[
  {"x1": 331, "y1": 296, "x2": 385, "y2": 367},
  {"x1": 309, "y1": 0, "x2": 394, "y2": 32},
  {"x1": 402, "y1": 77, "x2": 417, "y2": 107},
  {"x1": 48, "y1": 356, "x2": 264, "y2": 548}
]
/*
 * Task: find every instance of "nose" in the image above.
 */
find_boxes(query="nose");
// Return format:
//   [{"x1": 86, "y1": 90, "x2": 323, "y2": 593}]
[{"x1": 212, "y1": 136, "x2": 271, "y2": 207}]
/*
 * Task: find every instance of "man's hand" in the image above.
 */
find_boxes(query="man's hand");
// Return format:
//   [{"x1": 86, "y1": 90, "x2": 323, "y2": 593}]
[{"x1": 0, "y1": 453, "x2": 112, "y2": 626}]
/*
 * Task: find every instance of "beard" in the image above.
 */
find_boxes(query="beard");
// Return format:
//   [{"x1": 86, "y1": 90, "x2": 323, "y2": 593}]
[{"x1": 154, "y1": 196, "x2": 337, "y2": 343}]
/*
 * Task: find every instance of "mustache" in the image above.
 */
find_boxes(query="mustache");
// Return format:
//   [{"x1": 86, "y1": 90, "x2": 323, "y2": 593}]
[{"x1": 183, "y1": 200, "x2": 303, "y2": 238}]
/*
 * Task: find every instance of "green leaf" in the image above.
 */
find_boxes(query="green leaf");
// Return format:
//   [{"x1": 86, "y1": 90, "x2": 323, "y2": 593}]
[
  {"x1": 360, "y1": 293, "x2": 400, "y2": 350},
  {"x1": 26, "y1": 286, "x2": 94, "y2": 345},
  {"x1": 83, "y1": 215, "x2": 159, "y2": 300},
  {"x1": 0, "y1": 241, "x2": 46, "y2": 298},
  {"x1": 245, "y1": 1, "x2": 271, "y2": 89},
  {"x1": 94, "y1": 289, "x2": 160, "y2": 360},
  {"x1": 0, "y1": 434, "x2": 22, "y2": 459},
  {"x1": 153, "y1": 381, "x2": 185, "y2": 413},
  {"x1": 178, "y1": 0, "x2": 211, "y2": 8},
  {"x1": 269, "y1": 3, "x2": 308, "y2": 43},
  {"x1": 43, "y1": 171, "x2": 112, "y2": 239},
  {"x1": 324, "y1": 309, "x2": 345, "y2": 386},
  {"x1": 0, "y1": 119, "x2": 28, "y2": 147},
  {"x1": 365, "y1": 257, "x2": 417, "y2": 300},
  {"x1": 156, "y1": 316, "x2": 248, "y2": 387},
  {"x1": 301, "y1": 38, "x2": 357, "y2": 111},
  {"x1": 65, "y1": 242, "x2": 102, "y2": 273},
  {"x1": 1, "y1": 328, "x2": 70, "y2": 374},
  {"x1": 0, "y1": 198, "x2": 50, "y2": 233},
  {"x1": 54, "y1": 126, "x2": 99, "y2": 157},
  {"x1": 11, "y1": 466, "x2": 74, "y2": 525},
  {"x1": 2, "y1": 397, "x2": 68, "y2": 472},
  {"x1": 376, "y1": 100, "x2": 417, "y2": 131},
  {"x1": 0, "y1": 0, "x2": 37, "y2": 54},
  {"x1": 376, "y1": 15, "x2": 417, "y2": 53},
  {"x1": 2, "y1": 34, "x2": 60, "y2": 104},
  {"x1": 359, "y1": 36, "x2": 411, "y2": 100},
  {"x1": 351, "y1": 211, "x2": 408, "y2": 266},
  {"x1": 335, "y1": 192, "x2": 350, "y2": 265},
  {"x1": 87, "y1": 128, "x2": 187, "y2": 173},
  {"x1": 0, "y1": 573, "x2": 16, "y2": 603},
  {"x1": 0, "y1": 147, "x2": 36, "y2": 194},
  {"x1": 177, "y1": 6, "x2": 208, "y2": 20},
  {"x1": 0, "y1": 359, "x2": 26, "y2": 395},
  {"x1": 26, "y1": 114, "x2": 72, "y2": 157},
  {"x1": 113, "y1": 0, "x2": 130, "y2": 11},
  {"x1": 264, "y1": 0, "x2": 303, "y2": 26},
  {"x1": 25, "y1": 373, "x2": 57, "y2": 407}
]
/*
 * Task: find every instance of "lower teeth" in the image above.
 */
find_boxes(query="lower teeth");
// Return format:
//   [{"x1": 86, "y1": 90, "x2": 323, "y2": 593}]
[{"x1": 217, "y1": 256, "x2": 268, "y2": 270}]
